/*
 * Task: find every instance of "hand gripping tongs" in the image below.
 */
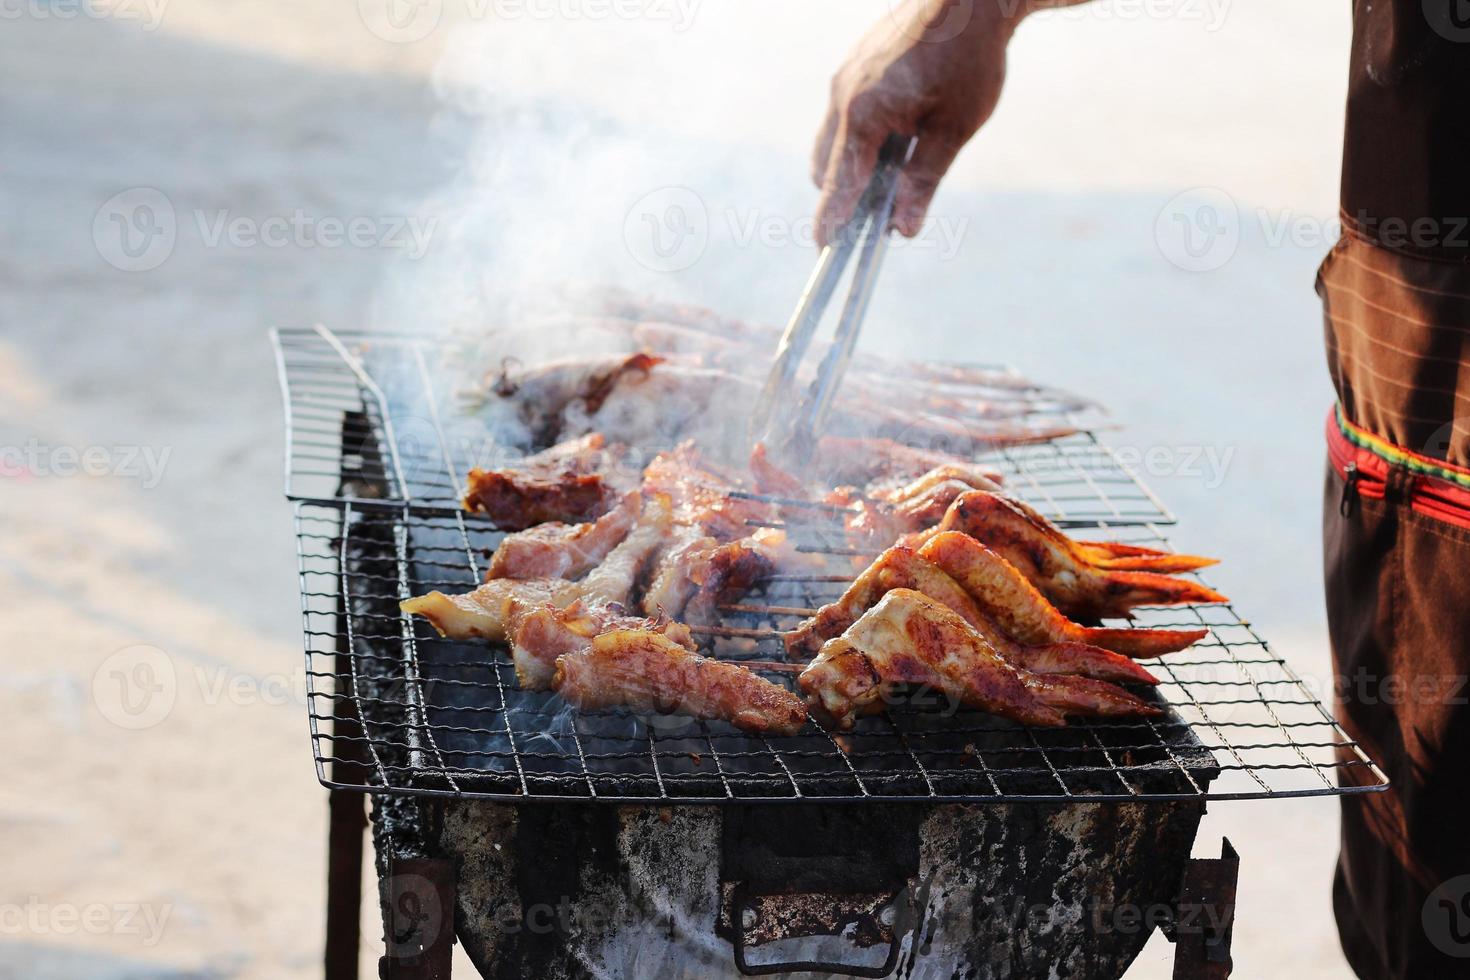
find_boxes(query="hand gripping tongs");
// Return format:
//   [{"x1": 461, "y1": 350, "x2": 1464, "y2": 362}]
[{"x1": 749, "y1": 133, "x2": 918, "y2": 459}]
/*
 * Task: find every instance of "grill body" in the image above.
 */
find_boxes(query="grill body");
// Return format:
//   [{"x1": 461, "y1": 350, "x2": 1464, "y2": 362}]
[{"x1": 440, "y1": 798, "x2": 1206, "y2": 980}]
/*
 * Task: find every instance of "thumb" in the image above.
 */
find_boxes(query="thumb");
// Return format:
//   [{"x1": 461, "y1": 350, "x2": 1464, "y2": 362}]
[{"x1": 891, "y1": 133, "x2": 964, "y2": 238}]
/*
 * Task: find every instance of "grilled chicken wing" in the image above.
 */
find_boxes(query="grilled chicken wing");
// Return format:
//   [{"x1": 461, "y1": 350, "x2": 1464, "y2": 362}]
[
  {"x1": 916, "y1": 532, "x2": 1206, "y2": 659},
  {"x1": 1068, "y1": 538, "x2": 1218, "y2": 573},
  {"x1": 913, "y1": 492, "x2": 1226, "y2": 618},
  {"x1": 553, "y1": 629, "x2": 808, "y2": 736},
  {"x1": 510, "y1": 598, "x2": 694, "y2": 690},
  {"x1": 486, "y1": 490, "x2": 642, "y2": 580},
  {"x1": 400, "y1": 495, "x2": 673, "y2": 641},
  {"x1": 783, "y1": 545, "x2": 1157, "y2": 686},
  {"x1": 798, "y1": 590, "x2": 1159, "y2": 730}
]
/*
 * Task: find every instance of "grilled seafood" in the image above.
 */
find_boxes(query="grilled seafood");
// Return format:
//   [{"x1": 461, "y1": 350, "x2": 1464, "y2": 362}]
[
  {"x1": 510, "y1": 598, "x2": 694, "y2": 690},
  {"x1": 784, "y1": 545, "x2": 1157, "y2": 686},
  {"x1": 462, "y1": 433, "x2": 631, "y2": 529},
  {"x1": 916, "y1": 532, "x2": 1206, "y2": 659},
  {"x1": 553, "y1": 629, "x2": 808, "y2": 736},
  {"x1": 909, "y1": 491, "x2": 1227, "y2": 618},
  {"x1": 798, "y1": 590, "x2": 1159, "y2": 730},
  {"x1": 486, "y1": 490, "x2": 642, "y2": 580},
  {"x1": 401, "y1": 495, "x2": 673, "y2": 641}
]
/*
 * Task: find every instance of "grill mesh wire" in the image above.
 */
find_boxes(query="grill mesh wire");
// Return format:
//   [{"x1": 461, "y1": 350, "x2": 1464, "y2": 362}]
[{"x1": 277, "y1": 327, "x2": 1387, "y2": 802}]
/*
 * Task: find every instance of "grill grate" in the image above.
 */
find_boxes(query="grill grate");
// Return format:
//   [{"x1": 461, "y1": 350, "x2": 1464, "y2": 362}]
[{"x1": 277, "y1": 325, "x2": 1387, "y2": 804}]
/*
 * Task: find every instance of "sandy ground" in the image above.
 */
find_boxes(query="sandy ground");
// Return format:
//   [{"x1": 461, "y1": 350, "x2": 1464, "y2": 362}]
[{"x1": 2, "y1": 2, "x2": 1355, "y2": 977}]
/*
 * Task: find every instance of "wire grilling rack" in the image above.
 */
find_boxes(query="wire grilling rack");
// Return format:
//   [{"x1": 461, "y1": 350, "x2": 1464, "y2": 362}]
[{"x1": 276, "y1": 325, "x2": 1388, "y2": 804}]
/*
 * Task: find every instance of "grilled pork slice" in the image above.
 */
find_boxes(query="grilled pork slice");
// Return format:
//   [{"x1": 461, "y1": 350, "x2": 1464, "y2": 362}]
[
  {"x1": 400, "y1": 495, "x2": 673, "y2": 642},
  {"x1": 641, "y1": 526, "x2": 789, "y2": 624},
  {"x1": 916, "y1": 532, "x2": 1206, "y2": 659},
  {"x1": 643, "y1": 442, "x2": 777, "y2": 541},
  {"x1": 510, "y1": 599, "x2": 694, "y2": 690},
  {"x1": 813, "y1": 437, "x2": 1007, "y2": 488},
  {"x1": 906, "y1": 491, "x2": 1226, "y2": 619},
  {"x1": 783, "y1": 545, "x2": 1157, "y2": 686},
  {"x1": 486, "y1": 490, "x2": 641, "y2": 580},
  {"x1": 462, "y1": 433, "x2": 632, "y2": 530},
  {"x1": 553, "y1": 629, "x2": 808, "y2": 736},
  {"x1": 798, "y1": 590, "x2": 1159, "y2": 730}
]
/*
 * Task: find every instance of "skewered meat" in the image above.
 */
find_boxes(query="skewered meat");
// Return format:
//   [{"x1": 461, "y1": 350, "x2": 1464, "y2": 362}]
[
  {"x1": 905, "y1": 491, "x2": 1227, "y2": 618},
  {"x1": 799, "y1": 590, "x2": 1159, "y2": 730},
  {"x1": 813, "y1": 437, "x2": 1006, "y2": 487},
  {"x1": 783, "y1": 545, "x2": 1157, "y2": 686},
  {"x1": 476, "y1": 357, "x2": 1077, "y2": 463},
  {"x1": 400, "y1": 495, "x2": 673, "y2": 641},
  {"x1": 642, "y1": 442, "x2": 776, "y2": 541},
  {"x1": 553, "y1": 629, "x2": 808, "y2": 736},
  {"x1": 916, "y1": 532, "x2": 1206, "y2": 659},
  {"x1": 639, "y1": 527, "x2": 789, "y2": 623},
  {"x1": 830, "y1": 478, "x2": 974, "y2": 549},
  {"x1": 486, "y1": 490, "x2": 641, "y2": 580},
  {"x1": 865, "y1": 464, "x2": 1004, "y2": 503},
  {"x1": 462, "y1": 433, "x2": 631, "y2": 529},
  {"x1": 509, "y1": 598, "x2": 694, "y2": 690},
  {"x1": 748, "y1": 443, "x2": 808, "y2": 498}
]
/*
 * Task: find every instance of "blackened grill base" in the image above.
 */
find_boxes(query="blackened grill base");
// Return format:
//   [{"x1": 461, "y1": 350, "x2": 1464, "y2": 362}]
[{"x1": 440, "y1": 798, "x2": 1207, "y2": 980}]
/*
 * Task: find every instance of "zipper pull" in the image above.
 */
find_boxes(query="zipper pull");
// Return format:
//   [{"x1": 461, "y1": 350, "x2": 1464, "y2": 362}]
[{"x1": 1340, "y1": 461, "x2": 1360, "y2": 517}]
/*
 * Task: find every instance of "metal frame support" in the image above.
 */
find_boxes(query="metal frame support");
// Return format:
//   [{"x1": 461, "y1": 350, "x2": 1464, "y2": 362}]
[{"x1": 1171, "y1": 837, "x2": 1239, "y2": 979}]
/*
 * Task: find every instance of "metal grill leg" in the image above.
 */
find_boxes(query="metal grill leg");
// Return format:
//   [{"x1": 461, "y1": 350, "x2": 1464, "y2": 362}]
[
  {"x1": 325, "y1": 788, "x2": 367, "y2": 980},
  {"x1": 1171, "y1": 838, "x2": 1238, "y2": 979}
]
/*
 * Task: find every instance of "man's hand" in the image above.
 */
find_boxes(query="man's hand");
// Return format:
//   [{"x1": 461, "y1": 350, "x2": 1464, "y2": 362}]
[{"x1": 812, "y1": 0, "x2": 1028, "y2": 245}]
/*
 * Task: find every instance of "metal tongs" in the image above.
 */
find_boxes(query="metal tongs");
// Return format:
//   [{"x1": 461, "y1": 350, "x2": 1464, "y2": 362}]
[{"x1": 750, "y1": 133, "x2": 918, "y2": 458}]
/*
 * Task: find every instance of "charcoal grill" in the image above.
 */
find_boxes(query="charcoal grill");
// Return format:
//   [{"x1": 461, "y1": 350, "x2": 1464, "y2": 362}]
[{"x1": 272, "y1": 323, "x2": 1385, "y2": 979}]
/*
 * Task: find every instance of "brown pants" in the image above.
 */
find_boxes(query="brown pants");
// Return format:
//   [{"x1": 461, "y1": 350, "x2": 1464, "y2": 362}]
[{"x1": 1320, "y1": 234, "x2": 1470, "y2": 977}]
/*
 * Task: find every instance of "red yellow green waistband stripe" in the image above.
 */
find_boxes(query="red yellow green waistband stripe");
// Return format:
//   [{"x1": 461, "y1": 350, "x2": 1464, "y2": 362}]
[{"x1": 1333, "y1": 403, "x2": 1470, "y2": 491}]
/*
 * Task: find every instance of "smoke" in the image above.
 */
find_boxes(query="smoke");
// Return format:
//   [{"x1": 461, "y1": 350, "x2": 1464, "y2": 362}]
[{"x1": 366, "y1": 3, "x2": 871, "y2": 344}]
